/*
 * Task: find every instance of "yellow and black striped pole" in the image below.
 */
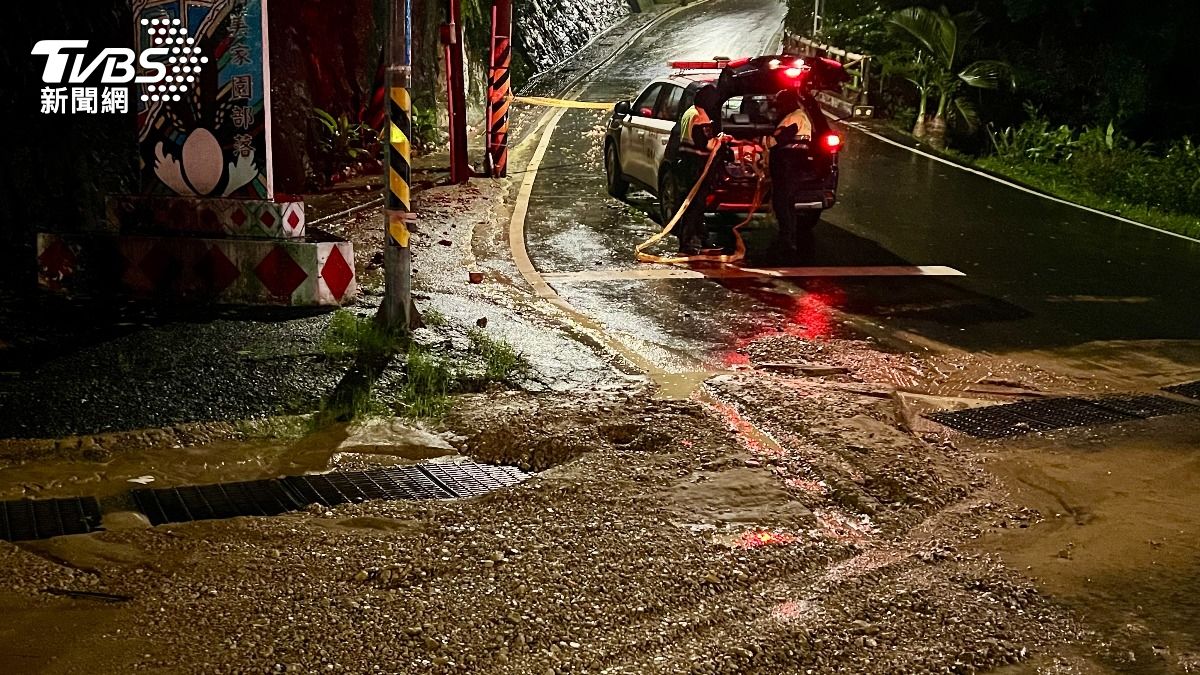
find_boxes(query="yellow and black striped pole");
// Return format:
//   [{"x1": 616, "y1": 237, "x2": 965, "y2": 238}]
[
  {"x1": 382, "y1": 0, "x2": 419, "y2": 330},
  {"x1": 486, "y1": 0, "x2": 513, "y2": 178}
]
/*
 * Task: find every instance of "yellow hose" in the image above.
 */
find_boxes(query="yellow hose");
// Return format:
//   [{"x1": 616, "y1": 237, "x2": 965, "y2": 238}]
[{"x1": 635, "y1": 142, "x2": 765, "y2": 265}]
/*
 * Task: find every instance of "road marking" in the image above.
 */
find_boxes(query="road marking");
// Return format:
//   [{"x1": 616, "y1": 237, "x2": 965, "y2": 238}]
[
  {"x1": 843, "y1": 122, "x2": 1200, "y2": 246},
  {"x1": 543, "y1": 265, "x2": 965, "y2": 283},
  {"x1": 507, "y1": 0, "x2": 719, "y2": 379}
]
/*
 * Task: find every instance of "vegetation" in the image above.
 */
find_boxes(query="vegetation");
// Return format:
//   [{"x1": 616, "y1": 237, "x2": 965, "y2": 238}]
[
  {"x1": 468, "y1": 328, "x2": 529, "y2": 384},
  {"x1": 400, "y1": 343, "x2": 454, "y2": 419},
  {"x1": 420, "y1": 308, "x2": 449, "y2": 328},
  {"x1": 317, "y1": 310, "x2": 528, "y2": 422},
  {"x1": 320, "y1": 310, "x2": 400, "y2": 363},
  {"x1": 311, "y1": 108, "x2": 382, "y2": 187},
  {"x1": 981, "y1": 110, "x2": 1200, "y2": 236},
  {"x1": 785, "y1": 0, "x2": 1200, "y2": 236},
  {"x1": 886, "y1": 7, "x2": 1012, "y2": 148}
]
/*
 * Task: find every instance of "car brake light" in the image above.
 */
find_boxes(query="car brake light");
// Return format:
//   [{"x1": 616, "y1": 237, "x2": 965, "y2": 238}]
[
  {"x1": 784, "y1": 67, "x2": 803, "y2": 78},
  {"x1": 823, "y1": 133, "x2": 842, "y2": 151}
]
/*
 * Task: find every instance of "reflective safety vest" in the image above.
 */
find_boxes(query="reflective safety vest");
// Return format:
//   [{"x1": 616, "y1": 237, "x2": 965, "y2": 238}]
[
  {"x1": 680, "y1": 105, "x2": 704, "y2": 148},
  {"x1": 770, "y1": 108, "x2": 814, "y2": 147}
]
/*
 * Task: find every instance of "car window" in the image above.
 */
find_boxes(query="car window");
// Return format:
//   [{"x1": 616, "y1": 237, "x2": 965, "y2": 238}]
[
  {"x1": 657, "y1": 85, "x2": 685, "y2": 121},
  {"x1": 633, "y1": 84, "x2": 664, "y2": 118},
  {"x1": 722, "y1": 95, "x2": 778, "y2": 125}
]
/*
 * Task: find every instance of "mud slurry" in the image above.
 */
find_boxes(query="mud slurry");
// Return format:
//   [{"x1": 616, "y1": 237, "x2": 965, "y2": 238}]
[{"x1": 0, "y1": 358, "x2": 1083, "y2": 675}]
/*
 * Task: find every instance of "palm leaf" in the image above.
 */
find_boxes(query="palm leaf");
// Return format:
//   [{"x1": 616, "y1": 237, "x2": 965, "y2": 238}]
[
  {"x1": 887, "y1": 7, "x2": 956, "y2": 69},
  {"x1": 958, "y1": 60, "x2": 1013, "y2": 90},
  {"x1": 951, "y1": 97, "x2": 980, "y2": 132},
  {"x1": 313, "y1": 108, "x2": 338, "y2": 133},
  {"x1": 953, "y1": 10, "x2": 988, "y2": 43}
]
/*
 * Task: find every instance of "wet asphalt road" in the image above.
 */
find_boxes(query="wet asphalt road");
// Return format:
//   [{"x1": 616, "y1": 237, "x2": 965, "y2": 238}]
[{"x1": 523, "y1": 0, "x2": 1200, "y2": 375}]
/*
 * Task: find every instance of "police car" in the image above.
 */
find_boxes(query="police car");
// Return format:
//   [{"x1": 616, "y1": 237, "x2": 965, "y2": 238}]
[{"x1": 604, "y1": 55, "x2": 847, "y2": 242}]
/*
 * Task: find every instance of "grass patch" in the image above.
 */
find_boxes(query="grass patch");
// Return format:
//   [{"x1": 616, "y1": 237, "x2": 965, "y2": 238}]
[
  {"x1": 980, "y1": 114, "x2": 1200, "y2": 239},
  {"x1": 421, "y1": 308, "x2": 448, "y2": 328},
  {"x1": 468, "y1": 328, "x2": 529, "y2": 383},
  {"x1": 320, "y1": 310, "x2": 401, "y2": 362},
  {"x1": 234, "y1": 415, "x2": 314, "y2": 441},
  {"x1": 314, "y1": 311, "x2": 529, "y2": 423},
  {"x1": 975, "y1": 157, "x2": 1200, "y2": 239},
  {"x1": 400, "y1": 343, "x2": 453, "y2": 420}
]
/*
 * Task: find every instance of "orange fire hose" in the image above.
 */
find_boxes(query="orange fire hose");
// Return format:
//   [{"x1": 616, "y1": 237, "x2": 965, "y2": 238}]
[{"x1": 635, "y1": 140, "x2": 766, "y2": 265}]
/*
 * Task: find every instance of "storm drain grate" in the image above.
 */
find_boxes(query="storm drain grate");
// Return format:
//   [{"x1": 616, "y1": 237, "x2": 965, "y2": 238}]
[
  {"x1": 1165, "y1": 381, "x2": 1200, "y2": 401},
  {"x1": 132, "y1": 479, "x2": 306, "y2": 527},
  {"x1": 419, "y1": 463, "x2": 528, "y2": 497},
  {"x1": 927, "y1": 394, "x2": 1199, "y2": 439},
  {"x1": 0, "y1": 496, "x2": 103, "y2": 542},
  {"x1": 1087, "y1": 394, "x2": 1199, "y2": 419},
  {"x1": 131, "y1": 461, "x2": 528, "y2": 525}
]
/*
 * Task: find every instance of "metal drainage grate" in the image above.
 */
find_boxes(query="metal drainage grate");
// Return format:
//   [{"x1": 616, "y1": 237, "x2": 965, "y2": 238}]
[
  {"x1": 131, "y1": 479, "x2": 307, "y2": 527},
  {"x1": 1165, "y1": 381, "x2": 1200, "y2": 401},
  {"x1": 131, "y1": 461, "x2": 528, "y2": 526},
  {"x1": 1088, "y1": 394, "x2": 1199, "y2": 419},
  {"x1": 927, "y1": 394, "x2": 1198, "y2": 439},
  {"x1": 0, "y1": 496, "x2": 103, "y2": 542}
]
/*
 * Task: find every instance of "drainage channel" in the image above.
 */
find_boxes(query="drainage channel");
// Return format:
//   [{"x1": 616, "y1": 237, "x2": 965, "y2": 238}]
[
  {"x1": 2, "y1": 461, "x2": 529, "y2": 542},
  {"x1": 0, "y1": 496, "x2": 103, "y2": 542},
  {"x1": 1165, "y1": 380, "x2": 1200, "y2": 401},
  {"x1": 927, "y1": 394, "x2": 1199, "y2": 439}
]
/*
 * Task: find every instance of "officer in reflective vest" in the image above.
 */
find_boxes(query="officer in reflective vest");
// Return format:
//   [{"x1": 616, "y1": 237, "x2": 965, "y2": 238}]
[
  {"x1": 768, "y1": 89, "x2": 815, "y2": 250},
  {"x1": 671, "y1": 85, "x2": 729, "y2": 254}
]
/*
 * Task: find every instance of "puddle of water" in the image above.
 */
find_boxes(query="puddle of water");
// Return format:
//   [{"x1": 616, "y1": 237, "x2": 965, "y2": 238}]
[
  {"x1": 0, "y1": 425, "x2": 347, "y2": 501},
  {"x1": 981, "y1": 417, "x2": 1200, "y2": 673},
  {"x1": 654, "y1": 370, "x2": 721, "y2": 400}
]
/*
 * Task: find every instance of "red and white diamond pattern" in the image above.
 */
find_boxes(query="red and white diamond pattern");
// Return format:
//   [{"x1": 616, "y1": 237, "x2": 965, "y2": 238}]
[
  {"x1": 317, "y1": 243, "x2": 356, "y2": 304},
  {"x1": 281, "y1": 202, "x2": 305, "y2": 237},
  {"x1": 106, "y1": 196, "x2": 306, "y2": 239},
  {"x1": 39, "y1": 233, "x2": 356, "y2": 306}
]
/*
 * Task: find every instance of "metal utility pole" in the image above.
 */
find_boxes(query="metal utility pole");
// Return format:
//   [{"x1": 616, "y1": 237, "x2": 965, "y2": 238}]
[
  {"x1": 485, "y1": 0, "x2": 513, "y2": 178},
  {"x1": 444, "y1": 0, "x2": 471, "y2": 184},
  {"x1": 382, "y1": 0, "x2": 419, "y2": 330},
  {"x1": 812, "y1": 0, "x2": 824, "y2": 37}
]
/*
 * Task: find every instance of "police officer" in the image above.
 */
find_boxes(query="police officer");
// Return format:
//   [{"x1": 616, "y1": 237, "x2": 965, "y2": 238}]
[
  {"x1": 670, "y1": 85, "x2": 729, "y2": 254},
  {"x1": 768, "y1": 88, "x2": 815, "y2": 250}
]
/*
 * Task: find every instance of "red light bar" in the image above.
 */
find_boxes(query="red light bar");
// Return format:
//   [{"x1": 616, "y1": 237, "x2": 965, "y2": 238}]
[{"x1": 669, "y1": 57, "x2": 751, "y2": 70}]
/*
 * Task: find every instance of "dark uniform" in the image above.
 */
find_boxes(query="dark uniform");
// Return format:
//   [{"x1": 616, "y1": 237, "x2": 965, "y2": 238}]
[
  {"x1": 769, "y1": 89, "x2": 815, "y2": 248},
  {"x1": 666, "y1": 85, "x2": 721, "y2": 253}
]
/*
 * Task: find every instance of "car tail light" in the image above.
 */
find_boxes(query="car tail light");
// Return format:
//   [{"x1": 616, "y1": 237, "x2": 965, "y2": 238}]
[{"x1": 822, "y1": 133, "x2": 843, "y2": 151}]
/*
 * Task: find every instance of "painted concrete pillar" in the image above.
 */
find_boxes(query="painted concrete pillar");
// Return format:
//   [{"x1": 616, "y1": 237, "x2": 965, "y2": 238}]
[{"x1": 38, "y1": 0, "x2": 357, "y2": 307}]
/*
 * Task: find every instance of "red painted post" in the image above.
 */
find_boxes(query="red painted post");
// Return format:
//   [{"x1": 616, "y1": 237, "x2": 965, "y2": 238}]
[
  {"x1": 486, "y1": 0, "x2": 513, "y2": 178},
  {"x1": 443, "y1": 0, "x2": 471, "y2": 184}
]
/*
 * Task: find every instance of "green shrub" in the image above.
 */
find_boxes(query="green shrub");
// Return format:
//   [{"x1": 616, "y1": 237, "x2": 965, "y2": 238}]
[
  {"x1": 985, "y1": 110, "x2": 1200, "y2": 231},
  {"x1": 468, "y1": 329, "x2": 528, "y2": 383},
  {"x1": 320, "y1": 310, "x2": 399, "y2": 362},
  {"x1": 401, "y1": 344, "x2": 453, "y2": 420}
]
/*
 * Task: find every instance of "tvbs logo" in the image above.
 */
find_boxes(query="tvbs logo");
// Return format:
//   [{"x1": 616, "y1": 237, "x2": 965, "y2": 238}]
[{"x1": 33, "y1": 17, "x2": 209, "y2": 113}]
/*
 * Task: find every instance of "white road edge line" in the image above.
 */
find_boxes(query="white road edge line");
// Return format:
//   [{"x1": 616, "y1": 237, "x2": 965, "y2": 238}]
[
  {"x1": 543, "y1": 265, "x2": 966, "y2": 282},
  {"x1": 843, "y1": 121, "x2": 1200, "y2": 246},
  {"x1": 510, "y1": 0, "x2": 717, "y2": 301}
]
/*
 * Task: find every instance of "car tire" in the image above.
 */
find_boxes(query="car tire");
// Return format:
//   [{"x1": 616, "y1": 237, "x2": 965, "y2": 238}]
[
  {"x1": 605, "y1": 143, "x2": 629, "y2": 199},
  {"x1": 659, "y1": 171, "x2": 684, "y2": 227}
]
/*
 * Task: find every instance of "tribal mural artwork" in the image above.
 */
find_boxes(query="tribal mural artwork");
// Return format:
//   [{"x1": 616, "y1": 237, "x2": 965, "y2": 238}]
[{"x1": 133, "y1": 0, "x2": 274, "y2": 200}]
